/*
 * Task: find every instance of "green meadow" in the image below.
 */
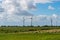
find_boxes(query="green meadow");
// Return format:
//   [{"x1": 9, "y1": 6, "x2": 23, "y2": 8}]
[
  {"x1": 0, "y1": 27, "x2": 60, "y2": 40},
  {"x1": 0, "y1": 33, "x2": 60, "y2": 40}
]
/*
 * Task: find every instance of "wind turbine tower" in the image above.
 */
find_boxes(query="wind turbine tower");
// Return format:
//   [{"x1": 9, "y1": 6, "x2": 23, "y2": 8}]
[{"x1": 23, "y1": 16, "x2": 25, "y2": 27}]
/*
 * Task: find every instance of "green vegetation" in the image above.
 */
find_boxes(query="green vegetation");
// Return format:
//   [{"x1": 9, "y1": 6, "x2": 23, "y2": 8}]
[
  {"x1": 0, "y1": 26, "x2": 60, "y2": 40},
  {"x1": 0, "y1": 27, "x2": 60, "y2": 33},
  {"x1": 0, "y1": 26, "x2": 60, "y2": 33},
  {"x1": 0, "y1": 33, "x2": 60, "y2": 40}
]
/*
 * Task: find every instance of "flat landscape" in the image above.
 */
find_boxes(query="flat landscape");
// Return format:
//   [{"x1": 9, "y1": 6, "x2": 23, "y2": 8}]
[
  {"x1": 0, "y1": 0, "x2": 60, "y2": 40},
  {"x1": 0, "y1": 33, "x2": 60, "y2": 40},
  {"x1": 0, "y1": 26, "x2": 60, "y2": 40}
]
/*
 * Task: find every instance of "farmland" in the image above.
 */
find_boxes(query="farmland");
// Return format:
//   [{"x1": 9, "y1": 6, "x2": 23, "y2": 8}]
[{"x1": 0, "y1": 26, "x2": 60, "y2": 40}]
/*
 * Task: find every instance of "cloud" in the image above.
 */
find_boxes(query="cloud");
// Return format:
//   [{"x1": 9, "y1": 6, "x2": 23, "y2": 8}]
[
  {"x1": 15, "y1": 10, "x2": 33, "y2": 16},
  {"x1": 0, "y1": 14, "x2": 4, "y2": 20},
  {"x1": 0, "y1": 0, "x2": 34, "y2": 24},
  {"x1": 0, "y1": 0, "x2": 60, "y2": 26},
  {"x1": 52, "y1": 14, "x2": 57, "y2": 18},
  {"x1": 16, "y1": 0, "x2": 36, "y2": 10},
  {"x1": 34, "y1": 0, "x2": 60, "y2": 4},
  {"x1": 1, "y1": 0, "x2": 35, "y2": 16},
  {"x1": 0, "y1": 12, "x2": 60, "y2": 26},
  {"x1": 34, "y1": 0, "x2": 52, "y2": 4},
  {"x1": 7, "y1": 15, "x2": 23, "y2": 22},
  {"x1": 48, "y1": 5, "x2": 55, "y2": 10}
]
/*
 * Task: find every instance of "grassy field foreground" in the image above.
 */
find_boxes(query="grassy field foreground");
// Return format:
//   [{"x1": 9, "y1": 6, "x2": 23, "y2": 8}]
[
  {"x1": 0, "y1": 33, "x2": 60, "y2": 40},
  {"x1": 0, "y1": 27, "x2": 60, "y2": 40}
]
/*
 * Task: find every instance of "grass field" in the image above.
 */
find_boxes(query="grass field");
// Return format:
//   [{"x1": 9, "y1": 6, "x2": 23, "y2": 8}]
[
  {"x1": 0, "y1": 33, "x2": 60, "y2": 40},
  {"x1": 0, "y1": 27, "x2": 60, "y2": 40}
]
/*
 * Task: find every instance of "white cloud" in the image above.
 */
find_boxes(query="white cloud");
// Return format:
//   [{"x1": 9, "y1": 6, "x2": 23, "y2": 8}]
[
  {"x1": 0, "y1": 0, "x2": 60, "y2": 26},
  {"x1": 0, "y1": 14, "x2": 4, "y2": 20},
  {"x1": 52, "y1": 14, "x2": 57, "y2": 18},
  {"x1": 34, "y1": 0, "x2": 60, "y2": 4},
  {"x1": 48, "y1": 5, "x2": 55, "y2": 10},
  {"x1": 19, "y1": 0, "x2": 28, "y2": 10},
  {"x1": 1, "y1": 0, "x2": 35, "y2": 15},
  {"x1": 0, "y1": 12, "x2": 60, "y2": 26},
  {"x1": 7, "y1": 15, "x2": 23, "y2": 22},
  {"x1": 16, "y1": 0, "x2": 36, "y2": 10},
  {"x1": 34, "y1": 0, "x2": 52, "y2": 4}
]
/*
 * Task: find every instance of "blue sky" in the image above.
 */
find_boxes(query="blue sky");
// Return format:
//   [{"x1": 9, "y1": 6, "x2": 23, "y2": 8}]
[
  {"x1": 29, "y1": 1, "x2": 60, "y2": 15},
  {"x1": 0, "y1": 0, "x2": 60, "y2": 26}
]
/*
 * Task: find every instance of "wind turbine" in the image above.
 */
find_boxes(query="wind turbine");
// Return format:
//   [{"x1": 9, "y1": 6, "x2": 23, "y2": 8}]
[
  {"x1": 23, "y1": 16, "x2": 25, "y2": 27},
  {"x1": 30, "y1": 16, "x2": 33, "y2": 27},
  {"x1": 28, "y1": 16, "x2": 33, "y2": 27},
  {"x1": 52, "y1": 14, "x2": 57, "y2": 26},
  {"x1": 51, "y1": 17, "x2": 53, "y2": 26}
]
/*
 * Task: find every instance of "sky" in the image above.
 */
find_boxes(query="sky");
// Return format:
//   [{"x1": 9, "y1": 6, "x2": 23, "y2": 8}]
[{"x1": 0, "y1": 0, "x2": 60, "y2": 26}]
